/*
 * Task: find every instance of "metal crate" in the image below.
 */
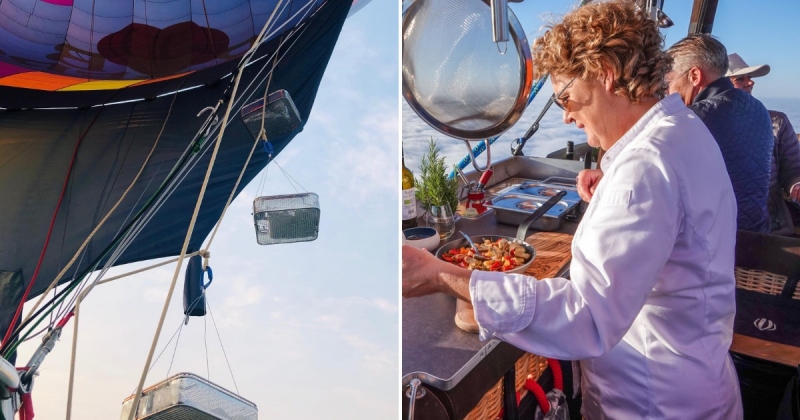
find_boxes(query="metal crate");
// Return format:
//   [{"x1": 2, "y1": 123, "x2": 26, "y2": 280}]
[
  {"x1": 253, "y1": 192, "x2": 320, "y2": 245},
  {"x1": 120, "y1": 373, "x2": 257, "y2": 420},
  {"x1": 240, "y1": 89, "x2": 301, "y2": 141}
]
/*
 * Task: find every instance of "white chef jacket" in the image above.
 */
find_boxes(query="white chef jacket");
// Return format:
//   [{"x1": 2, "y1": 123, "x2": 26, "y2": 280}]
[{"x1": 470, "y1": 94, "x2": 743, "y2": 419}]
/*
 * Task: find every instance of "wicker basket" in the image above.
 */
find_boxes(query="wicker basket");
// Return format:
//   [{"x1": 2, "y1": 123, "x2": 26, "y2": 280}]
[
  {"x1": 463, "y1": 353, "x2": 549, "y2": 420},
  {"x1": 735, "y1": 267, "x2": 800, "y2": 300}
]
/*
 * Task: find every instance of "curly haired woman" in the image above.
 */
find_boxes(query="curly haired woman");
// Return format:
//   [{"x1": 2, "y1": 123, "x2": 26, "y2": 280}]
[{"x1": 402, "y1": 1, "x2": 742, "y2": 418}]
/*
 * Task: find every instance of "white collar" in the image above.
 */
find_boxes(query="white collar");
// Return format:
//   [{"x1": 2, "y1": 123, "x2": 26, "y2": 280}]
[{"x1": 600, "y1": 94, "x2": 685, "y2": 171}]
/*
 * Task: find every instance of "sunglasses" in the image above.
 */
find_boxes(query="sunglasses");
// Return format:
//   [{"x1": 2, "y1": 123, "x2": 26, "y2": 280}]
[{"x1": 552, "y1": 76, "x2": 577, "y2": 111}]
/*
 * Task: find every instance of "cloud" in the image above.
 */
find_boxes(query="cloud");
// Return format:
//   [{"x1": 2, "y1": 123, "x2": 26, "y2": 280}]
[
  {"x1": 362, "y1": 351, "x2": 396, "y2": 376},
  {"x1": 314, "y1": 313, "x2": 345, "y2": 330},
  {"x1": 190, "y1": 275, "x2": 267, "y2": 328},
  {"x1": 402, "y1": 92, "x2": 587, "y2": 174},
  {"x1": 322, "y1": 104, "x2": 399, "y2": 207},
  {"x1": 332, "y1": 386, "x2": 396, "y2": 413}
]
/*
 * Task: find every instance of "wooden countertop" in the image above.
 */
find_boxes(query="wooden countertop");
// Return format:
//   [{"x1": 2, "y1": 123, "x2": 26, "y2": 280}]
[{"x1": 731, "y1": 333, "x2": 800, "y2": 367}]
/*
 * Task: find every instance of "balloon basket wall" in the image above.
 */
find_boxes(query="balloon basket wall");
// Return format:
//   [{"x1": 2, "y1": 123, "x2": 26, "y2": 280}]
[{"x1": 253, "y1": 192, "x2": 320, "y2": 245}]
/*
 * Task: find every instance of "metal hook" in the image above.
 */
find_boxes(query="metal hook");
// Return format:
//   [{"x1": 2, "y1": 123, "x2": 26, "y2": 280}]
[
  {"x1": 495, "y1": 40, "x2": 508, "y2": 55},
  {"x1": 464, "y1": 139, "x2": 492, "y2": 173}
]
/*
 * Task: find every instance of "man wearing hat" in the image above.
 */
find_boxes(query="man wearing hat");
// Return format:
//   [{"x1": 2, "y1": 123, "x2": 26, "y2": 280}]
[
  {"x1": 728, "y1": 53, "x2": 800, "y2": 236},
  {"x1": 666, "y1": 34, "x2": 773, "y2": 233}
]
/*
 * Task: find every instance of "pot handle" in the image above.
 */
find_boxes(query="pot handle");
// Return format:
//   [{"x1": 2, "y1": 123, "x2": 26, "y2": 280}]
[{"x1": 516, "y1": 191, "x2": 567, "y2": 241}]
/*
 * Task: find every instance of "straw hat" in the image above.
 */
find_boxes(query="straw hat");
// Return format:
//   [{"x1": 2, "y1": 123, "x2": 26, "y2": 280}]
[{"x1": 726, "y1": 53, "x2": 770, "y2": 78}]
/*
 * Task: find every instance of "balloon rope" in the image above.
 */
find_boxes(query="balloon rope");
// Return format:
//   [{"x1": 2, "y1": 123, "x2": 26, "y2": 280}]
[
  {"x1": 204, "y1": 0, "x2": 317, "y2": 249},
  {"x1": 21, "y1": 85, "x2": 185, "y2": 331},
  {"x1": 206, "y1": 298, "x2": 240, "y2": 394},
  {"x1": 65, "y1": 297, "x2": 80, "y2": 419},
  {"x1": 0, "y1": 109, "x2": 102, "y2": 348},
  {"x1": 204, "y1": 36, "x2": 282, "y2": 250},
  {"x1": 64, "y1": 250, "x2": 204, "y2": 420},
  {"x1": 127, "y1": 1, "x2": 285, "y2": 417}
]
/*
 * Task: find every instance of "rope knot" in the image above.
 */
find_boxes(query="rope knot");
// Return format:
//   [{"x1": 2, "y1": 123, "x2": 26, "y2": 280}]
[{"x1": 198, "y1": 249, "x2": 211, "y2": 269}]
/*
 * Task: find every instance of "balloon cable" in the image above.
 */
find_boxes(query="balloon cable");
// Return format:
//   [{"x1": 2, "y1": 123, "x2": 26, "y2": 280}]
[
  {"x1": 12, "y1": 0, "x2": 309, "y2": 351},
  {"x1": 204, "y1": 34, "x2": 282, "y2": 249},
  {"x1": 127, "y1": 1, "x2": 285, "y2": 417}
]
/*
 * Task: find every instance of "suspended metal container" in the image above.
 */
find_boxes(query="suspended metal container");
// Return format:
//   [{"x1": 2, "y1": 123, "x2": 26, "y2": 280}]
[
  {"x1": 253, "y1": 192, "x2": 320, "y2": 245},
  {"x1": 119, "y1": 373, "x2": 257, "y2": 420},
  {"x1": 241, "y1": 89, "x2": 302, "y2": 141}
]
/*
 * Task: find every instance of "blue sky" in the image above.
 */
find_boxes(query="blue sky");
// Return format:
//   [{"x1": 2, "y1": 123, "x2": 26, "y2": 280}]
[
  {"x1": 508, "y1": 0, "x2": 800, "y2": 98},
  {"x1": 17, "y1": 1, "x2": 399, "y2": 419},
  {"x1": 404, "y1": 0, "x2": 800, "y2": 173}
]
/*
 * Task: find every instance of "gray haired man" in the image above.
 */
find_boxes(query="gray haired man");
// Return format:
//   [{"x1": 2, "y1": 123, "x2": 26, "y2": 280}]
[{"x1": 665, "y1": 34, "x2": 774, "y2": 233}]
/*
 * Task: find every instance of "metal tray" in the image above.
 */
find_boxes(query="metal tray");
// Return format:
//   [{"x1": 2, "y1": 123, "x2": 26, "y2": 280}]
[
  {"x1": 486, "y1": 193, "x2": 579, "y2": 231},
  {"x1": 495, "y1": 177, "x2": 587, "y2": 215},
  {"x1": 120, "y1": 373, "x2": 257, "y2": 420},
  {"x1": 514, "y1": 180, "x2": 582, "y2": 203}
]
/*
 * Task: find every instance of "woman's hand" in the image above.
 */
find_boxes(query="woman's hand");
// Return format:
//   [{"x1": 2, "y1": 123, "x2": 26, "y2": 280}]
[
  {"x1": 576, "y1": 169, "x2": 604, "y2": 202},
  {"x1": 402, "y1": 245, "x2": 471, "y2": 300}
]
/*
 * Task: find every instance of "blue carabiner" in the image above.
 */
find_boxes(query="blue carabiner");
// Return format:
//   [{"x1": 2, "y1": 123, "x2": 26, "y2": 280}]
[{"x1": 203, "y1": 266, "x2": 213, "y2": 289}]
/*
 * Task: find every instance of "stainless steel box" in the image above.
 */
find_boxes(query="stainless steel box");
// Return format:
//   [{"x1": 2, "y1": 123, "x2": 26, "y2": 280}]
[
  {"x1": 253, "y1": 192, "x2": 320, "y2": 245},
  {"x1": 120, "y1": 373, "x2": 257, "y2": 420},
  {"x1": 486, "y1": 193, "x2": 576, "y2": 231}
]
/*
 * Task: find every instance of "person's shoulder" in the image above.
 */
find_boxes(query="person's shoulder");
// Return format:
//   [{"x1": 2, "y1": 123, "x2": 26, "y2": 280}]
[
  {"x1": 688, "y1": 96, "x2": 719, "y2": 119},
  {"x1": 718, "y1": 89, "x2": 771, "y2": 118},
  {"x1": 768, "y1": 109, "x2": 790, "y2": 122}
]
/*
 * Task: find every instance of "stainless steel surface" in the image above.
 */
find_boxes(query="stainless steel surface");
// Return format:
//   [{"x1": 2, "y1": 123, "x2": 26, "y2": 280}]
[
  {"x1": 240, "y1": 89, "x2": 301, "y2": 142},
  {"x1": 487, "y1": 193, "x2": 576, "y2": 231},
  {"x1": 539, "y1": 177, "x2": 588, "y2": 214},
  {"x1": 402, "y1": 156, "x2": 581, "y2": 396},
  {"x1": 515, "y1": 190, "x2": 568, "y2": 239},
  {"x1": 463, "y1": 139, "x2": 492, "y2": 172},
  {"x1": 120, "y1": 373, "x2": 257, "y2": 420},
  {"x1": 480, "y1": 156, "x2": 588, "y2": 190},
  {"x1": 402, "y1": 0, "x2": 532, "y2": 140},
  {"x1": 0, "y1": 357, "x2": 18, "y2": 389},
  {"x1": 514, "y1": 180, "x2": 582, "y2": 203},
  {"x1": 22, "y1": 326, "x2": 62, "y2": 385},
  {"x1": 490, "y1": 0, "x2": 509, "y2": 43},
  {"x1": 252, "y1": 192, "x2": 320, "y2": 245}
]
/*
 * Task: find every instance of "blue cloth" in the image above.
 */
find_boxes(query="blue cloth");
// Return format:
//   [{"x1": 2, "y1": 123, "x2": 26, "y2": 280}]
[{"x1": 690, "y1": 77, "x2": 773, "y2": 233}]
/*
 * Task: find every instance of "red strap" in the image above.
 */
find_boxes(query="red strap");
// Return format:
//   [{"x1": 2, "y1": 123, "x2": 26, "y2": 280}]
[
  {"x1": 547, "y1": 359, "x2": 563, "y2": 391},
  {"x1": 19, "y1": 392, "x2": 34, "y2": 420},
  {"x1": 524, "y1": 377, "x2": 550, "y2": 415},
  {"x1": 1, "y1": 111, "x2": 99, "y2": 350},
  {"x1": 499, "y1": 359, "x2": 565, "y2": 418},
  {"x1": 55, "y1": 312, "x2": 74, "y2": 329}
]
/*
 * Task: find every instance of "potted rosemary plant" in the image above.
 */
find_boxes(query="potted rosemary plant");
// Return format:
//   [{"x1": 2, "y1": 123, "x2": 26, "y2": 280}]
[{"x1": 415, "y1": 138, "x2": 459, "y2": 240}]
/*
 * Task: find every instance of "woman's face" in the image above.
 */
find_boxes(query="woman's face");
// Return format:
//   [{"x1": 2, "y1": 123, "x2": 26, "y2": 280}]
[{"x1": 551, "y1": 74, "x2": 606, "y2": 149}]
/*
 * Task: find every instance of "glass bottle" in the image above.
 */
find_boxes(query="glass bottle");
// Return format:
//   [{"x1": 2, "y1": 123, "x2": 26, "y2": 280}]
[{"x1": 402, "y1": 147, "x2": 418, "y2": 230}]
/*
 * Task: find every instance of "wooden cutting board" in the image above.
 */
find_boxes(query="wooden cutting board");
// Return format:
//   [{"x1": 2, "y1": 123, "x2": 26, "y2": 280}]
[{"x1": 455, "y1": 231, "x2": 574, "y2": 333}]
